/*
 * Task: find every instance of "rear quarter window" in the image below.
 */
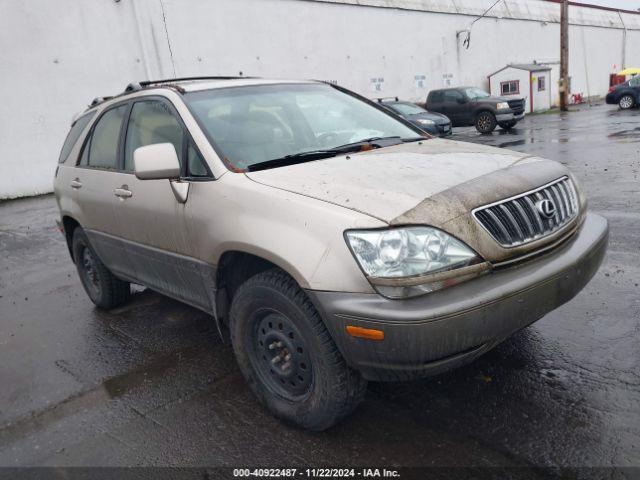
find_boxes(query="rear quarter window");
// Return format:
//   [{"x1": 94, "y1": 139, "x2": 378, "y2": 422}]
[{"x1": 58, "y1": 111, "x2": 96, "y2": 164}]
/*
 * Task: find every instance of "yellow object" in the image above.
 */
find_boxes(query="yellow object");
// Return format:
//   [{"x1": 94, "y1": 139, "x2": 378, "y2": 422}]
[{"x1": 618, "y1": 68, "x2": 640, "y2": 76}]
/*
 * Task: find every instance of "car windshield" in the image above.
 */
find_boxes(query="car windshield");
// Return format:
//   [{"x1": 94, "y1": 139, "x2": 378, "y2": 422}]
[
  {"x1": 184, "y1": 83, "x2": 421, "y2": 170},
  {"x1": 388, "y1": 103, "x2": 426, "y2": 115},
  {"x1": 464, "y1": 88, "x2": 491, "y2": 99}
]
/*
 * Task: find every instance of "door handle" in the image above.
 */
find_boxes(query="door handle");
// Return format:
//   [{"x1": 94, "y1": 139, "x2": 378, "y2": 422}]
[
  {"x1": 114, "y1": 187, "x2": 132, "y2": 199},
  {"x1": 70, "y1": 179, "x2": 82, "y2": 189}
]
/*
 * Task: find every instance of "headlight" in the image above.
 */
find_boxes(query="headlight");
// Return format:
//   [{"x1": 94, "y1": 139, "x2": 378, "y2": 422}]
[
  {"x1": 345, "y1": 227, "x2": 490, "y2": 298},
  {"x1": 416, "y1": 118, "x2": 435, "y2": 125},
  {"x1": 496, "y1": 102, "x2": 510, "y2": 110}
]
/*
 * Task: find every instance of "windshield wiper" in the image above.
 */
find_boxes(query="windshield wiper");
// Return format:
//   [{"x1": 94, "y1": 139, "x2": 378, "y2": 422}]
[
  {"x1": 246, "y1": 149, "x2": 343, "y2": 172},
  {"x1": 246, "y1": 136, "x2": 420, "y2": 172}
]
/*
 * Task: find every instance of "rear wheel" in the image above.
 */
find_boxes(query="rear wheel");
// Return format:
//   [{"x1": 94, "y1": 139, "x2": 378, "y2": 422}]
[
  {"x1": 230, "y1": 269, "x2": 367, "y2": 431},
  {"x1": 475, "y1": 111, "x2": 497, "y2": 134},
  {"x1": 498, "y1": 120, "x2": 517, "y2": 130},
  {"x1": 72, "y1": 227, "x2": 130, "y2": 309},
  {"x1": 619, "y1": 95, "x2": 635, "y2": 110}
]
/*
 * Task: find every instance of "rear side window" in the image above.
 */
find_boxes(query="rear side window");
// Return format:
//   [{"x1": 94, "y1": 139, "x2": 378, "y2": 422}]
[
  {"x1": 86, "y1": 105, "x2": 127, "y2": 170},
  {"x1": 443, "y1": 90, "x2": 463, "y2": 102},
  {"x1": 124, "y1": 101, "x2": 184, "y2": 172},
  {"x1": 58, "y1": 112, "x2": 95, "y2": 164},
  {"x1": 428, "y1": 91, "x2": 443, "y2": 103}
]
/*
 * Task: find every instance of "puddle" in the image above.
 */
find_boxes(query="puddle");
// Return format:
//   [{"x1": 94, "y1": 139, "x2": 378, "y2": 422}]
[{"x1": 608, "y1": 127, "x2": 640, "y2": 141}]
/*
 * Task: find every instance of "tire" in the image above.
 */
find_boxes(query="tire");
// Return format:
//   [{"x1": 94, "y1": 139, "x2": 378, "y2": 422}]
[
  {"x1": 498, "y1": 120, "x2": 517, "y2": 130},
  {"x1": 229, "y1": 268, "x2": 367, "y2": 431},
  {"x1": 619, "y1": 95, "x2": 635, "y2": 110},
  {"x1": 475, "y1": 111, "x2": 497, "y2": 134},
  {"x1": 72, "y1": 227, "x2": 130, "y2": 309}
]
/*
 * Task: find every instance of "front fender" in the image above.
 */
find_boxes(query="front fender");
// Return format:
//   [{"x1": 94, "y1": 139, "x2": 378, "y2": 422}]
[{"x1": 186, "y1": 175, "x2": 384, "y2": 293}]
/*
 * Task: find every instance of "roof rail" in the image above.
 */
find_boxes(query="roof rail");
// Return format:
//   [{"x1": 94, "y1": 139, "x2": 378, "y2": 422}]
[
  {"x1": 125, "y1": 82, "x2": 143, "y2": 93},
  {"x1": 120, "y1": 76, "x2": 259, "y2": 96},
  {"x1": 89, "y1": 96, "x2": 114, "y2": 108},
  {"x1": 375, "y1": 96, "x2": 399, "y2": 103},
  {"x1": 138, "y1": 75, "x2": 256, "y2": 88}
]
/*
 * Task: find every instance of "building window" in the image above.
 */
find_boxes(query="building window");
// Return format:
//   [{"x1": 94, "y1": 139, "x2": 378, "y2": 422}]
[
  {"x1": 500, "y1": 80, "x2": 520, "y2": 95},
  {"x1": 538, "y1": 76, "x2": 546, "y2": 91}
]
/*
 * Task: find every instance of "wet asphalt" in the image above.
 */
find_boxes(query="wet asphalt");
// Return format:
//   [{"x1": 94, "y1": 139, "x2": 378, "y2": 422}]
[{"x1": 0, "y1": 103, "x2": 638, "y2": 471}]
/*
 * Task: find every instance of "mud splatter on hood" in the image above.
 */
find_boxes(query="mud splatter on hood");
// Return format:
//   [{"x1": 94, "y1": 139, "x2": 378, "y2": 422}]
[{"x1": 245, "y1": 138, "x2": 548, "y2": 223}]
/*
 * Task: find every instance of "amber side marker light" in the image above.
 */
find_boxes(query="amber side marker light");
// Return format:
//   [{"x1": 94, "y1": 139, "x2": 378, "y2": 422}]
[{"x1": 346, "y1": 325, "x2": 385, "y2": 341}]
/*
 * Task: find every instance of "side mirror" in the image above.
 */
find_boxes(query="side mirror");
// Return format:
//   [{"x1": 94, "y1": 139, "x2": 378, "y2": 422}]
[{"x1": 134, "y1": 143, "x2": 181, "y2": 180}]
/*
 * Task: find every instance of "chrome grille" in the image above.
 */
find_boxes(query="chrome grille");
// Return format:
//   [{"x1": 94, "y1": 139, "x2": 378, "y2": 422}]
[{"x1": 473, "y1": 177, "x2": 578, "y2": 247}]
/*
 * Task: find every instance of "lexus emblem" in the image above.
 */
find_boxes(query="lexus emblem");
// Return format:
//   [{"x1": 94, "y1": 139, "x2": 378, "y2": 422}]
[{"x1": 536, "y1": 199, "x2": 557, "y2": 219}]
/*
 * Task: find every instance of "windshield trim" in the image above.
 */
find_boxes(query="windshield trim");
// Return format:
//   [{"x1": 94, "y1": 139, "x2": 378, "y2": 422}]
[{"x1": 182, "y1": 82, "x2": 430, "y2": 173}]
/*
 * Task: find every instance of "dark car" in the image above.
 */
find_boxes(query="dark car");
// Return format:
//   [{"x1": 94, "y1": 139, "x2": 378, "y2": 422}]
[
  {"x1": 426, "y1": 87, "x2": 525, "y2": 134},
  {"x1": 378, "y1": 99, "x2": 452, "y2": 137},
  {"x1": 606, "y1": 76, "x2": 640, "y2": 110}
]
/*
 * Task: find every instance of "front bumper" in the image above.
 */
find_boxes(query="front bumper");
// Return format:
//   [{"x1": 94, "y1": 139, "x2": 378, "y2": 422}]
[
  {"x1": 413, "y1": 122, "x2": 452, "y2": 137},
  {"x1": 437, "y1": 123, "x2": 453, "y2": 137},
  {"x1": 307, "y1": 213, "x2": 608, "y2": 381},
  {"x1": 496, "y1": 111, "x2": 525, "y2": 122},
  {"x1": 605, "y1": 92, "x2": 617, "y2": 104}
]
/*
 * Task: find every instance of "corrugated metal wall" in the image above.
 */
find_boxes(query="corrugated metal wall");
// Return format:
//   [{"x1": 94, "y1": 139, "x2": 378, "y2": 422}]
[{"x1": 0, "y1": 0, "x2": 638, "y2": 199}]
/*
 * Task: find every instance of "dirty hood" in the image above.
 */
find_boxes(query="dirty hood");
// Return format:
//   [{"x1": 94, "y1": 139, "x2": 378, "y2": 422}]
[{"x1": 245, "y1": 139, "x2": 566, "y2": 225}]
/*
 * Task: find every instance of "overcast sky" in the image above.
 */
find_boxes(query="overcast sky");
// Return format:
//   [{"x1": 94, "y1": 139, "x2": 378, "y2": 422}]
[{"x1": 578, "y1": 0, "x2": 639, "y2": 9}]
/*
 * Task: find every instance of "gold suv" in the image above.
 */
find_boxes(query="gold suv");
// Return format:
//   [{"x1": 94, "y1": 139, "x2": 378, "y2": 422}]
[{"x1": 54, "y1": 77, "x2": 608, "y2": 430}]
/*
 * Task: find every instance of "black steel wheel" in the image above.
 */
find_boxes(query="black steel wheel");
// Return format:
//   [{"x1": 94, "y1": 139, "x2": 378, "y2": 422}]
[
  {"x1": 252, "y1": 311, "x2": 314, "y2": 399},
  {"x1": 72, "y1": 227, "x2": 130, "y2": 309},
  {"x1": 475, "y1": 111, "x2": 497, "y2": 134},
  {"x1": 79, "y1": 243, "x2": 101, "y2": 298},
  {"x1": 619, "y1": 95, "x2": 635, "y2": 110},
  {"x1": 230, "y1": 269, "x2": 367, "y2": 431}
]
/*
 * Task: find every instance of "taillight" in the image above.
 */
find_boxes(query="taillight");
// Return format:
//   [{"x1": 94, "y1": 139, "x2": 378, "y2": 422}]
[{"x1": 608, "y1": 86, "x2": 617, "y2": 94}]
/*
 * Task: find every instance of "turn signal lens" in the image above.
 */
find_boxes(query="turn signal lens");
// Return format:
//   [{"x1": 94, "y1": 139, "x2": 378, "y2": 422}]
[{"x1": 346, "y1": 325, "x2": 385, "y2": 341}]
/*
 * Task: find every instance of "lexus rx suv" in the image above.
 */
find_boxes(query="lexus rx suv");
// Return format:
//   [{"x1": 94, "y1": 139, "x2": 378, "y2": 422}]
[{"x1": 54, "y1": 77, "x2": 608, "y2": 430}]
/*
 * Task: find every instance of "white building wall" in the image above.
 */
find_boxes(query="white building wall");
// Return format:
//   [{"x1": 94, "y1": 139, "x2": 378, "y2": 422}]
[{"x1": 1, "y1": 0, "x2": 639, "y2": 199}]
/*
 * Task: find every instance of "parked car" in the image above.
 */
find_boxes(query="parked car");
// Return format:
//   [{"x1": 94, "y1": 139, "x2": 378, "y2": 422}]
[
  {"x1": 606, "y1": 76, "x2": 640, "y2": 109},
  {"x1": 55, "y1": 77, "x2": 608, "y2": 430},
  {"x1": 426, "y1": 87, "x2": 525, "y2": 134},
  {"x1": 378, "y1": 98, "x2": 452, "y2": 137}
]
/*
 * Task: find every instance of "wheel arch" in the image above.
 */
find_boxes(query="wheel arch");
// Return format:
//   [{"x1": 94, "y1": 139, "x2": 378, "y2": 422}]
[
  {"x1": 214, "y1": 248, "x2": 309, "y2": 327},
  {"x1": 62, "y1": 215, "x2": 81, "y2": 262},
  {"x1": 475, "y1": 108, "x2": 496, "y2": 120}
]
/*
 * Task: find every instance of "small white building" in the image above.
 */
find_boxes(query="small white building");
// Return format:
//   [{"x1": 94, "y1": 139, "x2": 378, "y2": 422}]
[{"x1": 488, "y1": 64, "x2": 554, "y2": 113}]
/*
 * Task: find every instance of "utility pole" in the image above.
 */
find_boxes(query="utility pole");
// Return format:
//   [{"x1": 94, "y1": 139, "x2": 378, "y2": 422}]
[{"x1": 560, "y1": 0, "x2": 569, "y2": 111}]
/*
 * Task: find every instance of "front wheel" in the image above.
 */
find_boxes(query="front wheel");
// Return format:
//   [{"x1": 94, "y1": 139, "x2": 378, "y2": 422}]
[
  {"x1": 475, "y1": 111, "x2": 497, "y2": 134},
  {"x1": 230, "y1": 269, "x2": 367, "y2": 431},
  {"x1": 619, "y1": 95, "x2": 635, "y2": 110}
]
